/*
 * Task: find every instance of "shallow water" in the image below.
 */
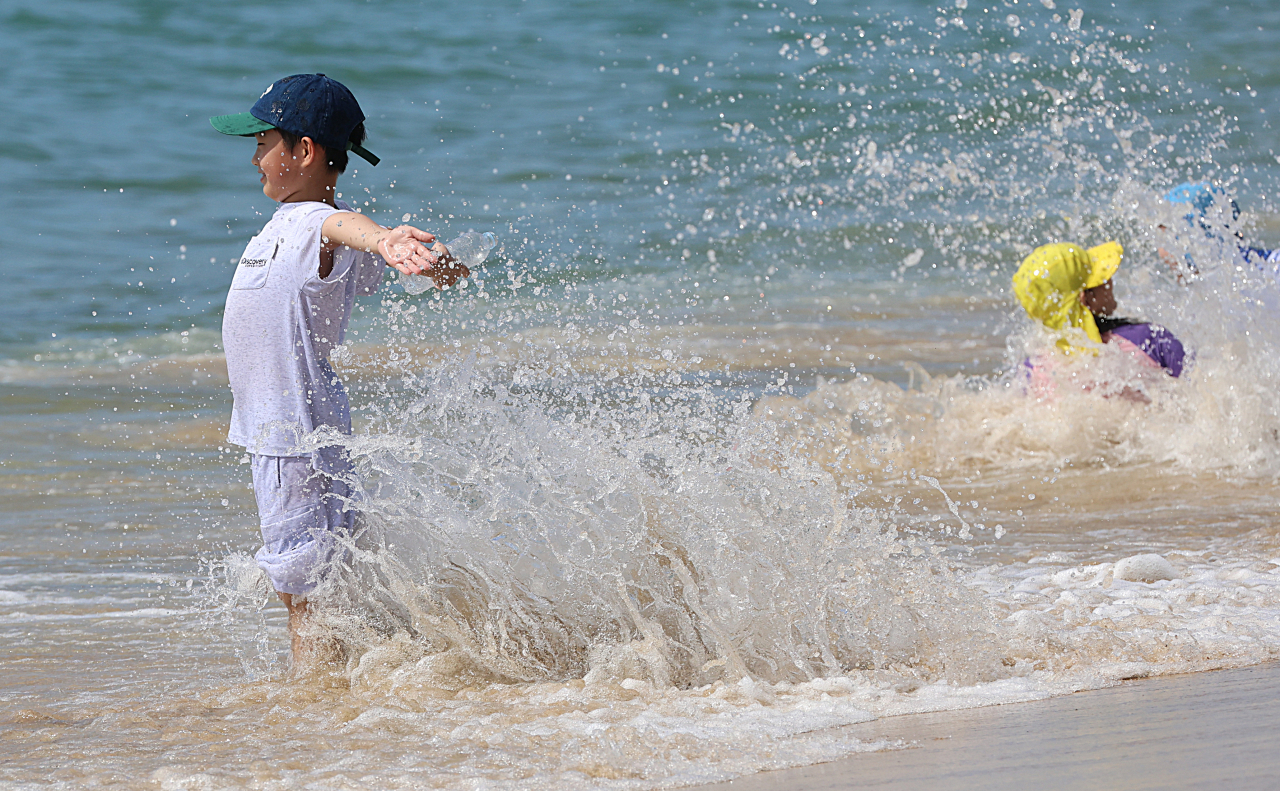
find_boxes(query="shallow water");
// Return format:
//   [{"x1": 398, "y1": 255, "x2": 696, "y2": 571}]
[{"x1": 6, "y1": 0, "x2": 1280, "y2": 788}]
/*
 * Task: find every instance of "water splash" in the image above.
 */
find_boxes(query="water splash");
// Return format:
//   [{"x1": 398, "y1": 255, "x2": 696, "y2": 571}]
[{"x1": 291, "y1": 356, "x2": 1007, "y2": 690}]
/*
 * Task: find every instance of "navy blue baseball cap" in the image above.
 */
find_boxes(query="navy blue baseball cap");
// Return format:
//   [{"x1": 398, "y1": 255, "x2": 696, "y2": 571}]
[{"x1": 210, "y1": 74, "x2": 379, "y2": 165}]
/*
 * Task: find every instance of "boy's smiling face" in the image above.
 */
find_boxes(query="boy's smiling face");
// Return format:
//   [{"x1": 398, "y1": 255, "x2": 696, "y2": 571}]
[
  {"x1": 252, "y1": 129, "x2": 299, "y2": 202},
  {"x1": 249, "y1": 128, "x2": 341, "y2": 205}
]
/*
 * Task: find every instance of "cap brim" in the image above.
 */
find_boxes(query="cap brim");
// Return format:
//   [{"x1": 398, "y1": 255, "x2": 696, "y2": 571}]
[
  {"x1": 210, "y1": 112, "x2": 275, "y2": 137},
  {"x1": 1085, "y1": 241, "x2": 1123, "y2": 289}
]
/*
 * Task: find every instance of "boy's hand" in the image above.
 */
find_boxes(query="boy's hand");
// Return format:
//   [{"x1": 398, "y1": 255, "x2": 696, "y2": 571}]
[
  {"x1": 377, "y1": 226, "x2": 438, "y2": 276},
  {"x1": 429, "y1": 242, "x2": 471, "y2": 289}
]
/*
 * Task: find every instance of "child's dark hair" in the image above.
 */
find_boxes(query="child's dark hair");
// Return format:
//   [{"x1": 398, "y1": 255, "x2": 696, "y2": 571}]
[{"x1": 278, "y1": 123, "x2": 366, "y2": 174}]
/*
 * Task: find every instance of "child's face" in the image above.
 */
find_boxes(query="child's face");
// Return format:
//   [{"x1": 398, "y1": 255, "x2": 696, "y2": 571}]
[
  {"x1": 1080, "y1": 279, "x2": 1116, "y2": 317},
  {"x1": 252, "y1": 130, "x2": 300, "y2": 201}
]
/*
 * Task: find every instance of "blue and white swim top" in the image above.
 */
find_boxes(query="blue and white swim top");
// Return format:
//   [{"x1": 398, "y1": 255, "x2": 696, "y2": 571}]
[
  {"x1": 1166, "y1": 182, "x2": 1238, "y2": 222},
  {"x1": 1163, "y1": 182, "x2": 1279, "y2": 272}
]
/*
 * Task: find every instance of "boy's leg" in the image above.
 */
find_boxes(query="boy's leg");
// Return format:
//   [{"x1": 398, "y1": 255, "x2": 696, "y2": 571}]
[
  {"x1": 250, "y1": 453, "x2": 355, "y2": 668},
  {"x1": 277, "y1": 591, "x2": 337, "y2": 670}
]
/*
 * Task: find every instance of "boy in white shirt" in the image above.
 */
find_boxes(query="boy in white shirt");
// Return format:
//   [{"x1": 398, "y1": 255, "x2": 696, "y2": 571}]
[{"x1": 210, "y1": 73, "x2": 467, "y2": 666}]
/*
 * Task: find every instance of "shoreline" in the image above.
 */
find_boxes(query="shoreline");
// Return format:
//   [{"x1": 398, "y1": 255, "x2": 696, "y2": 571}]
[{"x1": 690, "y1": 662, "x2": 1280, "y2": 791}]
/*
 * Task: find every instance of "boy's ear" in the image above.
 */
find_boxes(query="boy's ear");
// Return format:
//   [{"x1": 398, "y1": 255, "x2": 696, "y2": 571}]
[{"x1": 298, "y1": 136, "x2": 320, "y2": 167}]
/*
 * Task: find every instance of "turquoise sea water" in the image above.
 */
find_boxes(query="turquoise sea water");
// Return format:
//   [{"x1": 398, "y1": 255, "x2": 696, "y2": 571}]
[
  {"x1": 6, "y1": 0, "x2": 1280, "y2": 358},
  {"x1": 8, "y1": 1, "x2": 1280, "y2": 788}
]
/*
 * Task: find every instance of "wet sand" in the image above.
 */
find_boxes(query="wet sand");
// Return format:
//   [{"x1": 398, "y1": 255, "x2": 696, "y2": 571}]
[{"x1": 694, "y1": 663, "x2": 1280, "y2": 791}]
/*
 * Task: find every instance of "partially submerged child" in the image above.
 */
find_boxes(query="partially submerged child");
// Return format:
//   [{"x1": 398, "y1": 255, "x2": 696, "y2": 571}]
[
  {"x1": 1012, "y1": 242, "x2": 1185, "y2": 398},
  {"x1": 210, "y1": 74, "x2": 469, "y2": 668},
  {"x1": 1158, "y1": 182, "x2": 1279, "y2": 278}
]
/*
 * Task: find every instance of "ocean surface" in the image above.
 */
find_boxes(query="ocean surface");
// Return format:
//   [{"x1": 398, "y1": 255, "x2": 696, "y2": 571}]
[{"x1": 6, "y1": 0, "x2": 1280, "y2": 787}]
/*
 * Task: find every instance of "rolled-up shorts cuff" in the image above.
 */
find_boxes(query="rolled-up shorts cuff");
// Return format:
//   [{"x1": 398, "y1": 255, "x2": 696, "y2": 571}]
[{"x1": 250, "y1": 452, "x2": 355, "y2": 595}]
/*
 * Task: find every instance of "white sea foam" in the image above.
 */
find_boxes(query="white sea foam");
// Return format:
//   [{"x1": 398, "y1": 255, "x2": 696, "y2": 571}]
[
  {"x1": 0, "y1": 607, "x2": 185, "y2": 624},
  {"x1": 180, "y1": 321, "x2": 1280, "y2": 788}
]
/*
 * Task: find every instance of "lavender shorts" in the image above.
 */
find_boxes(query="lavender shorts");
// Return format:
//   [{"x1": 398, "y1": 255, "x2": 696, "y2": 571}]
[{"x1": 250, "y1": 450, "x2": 356, "y2": 595}]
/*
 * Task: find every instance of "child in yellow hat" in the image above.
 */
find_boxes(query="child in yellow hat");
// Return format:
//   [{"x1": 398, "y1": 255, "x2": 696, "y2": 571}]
[{"x1": 1012, "y1": 242, "x2": 1186, "y2": 393}]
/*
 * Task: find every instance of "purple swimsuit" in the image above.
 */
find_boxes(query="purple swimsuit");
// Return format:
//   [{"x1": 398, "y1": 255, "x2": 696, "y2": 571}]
[{"x1": 1099, "y1": 320, "x2": 1186, "y2": 377}]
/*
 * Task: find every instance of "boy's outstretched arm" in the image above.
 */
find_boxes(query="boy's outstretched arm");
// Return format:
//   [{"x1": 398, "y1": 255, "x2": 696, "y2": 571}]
[{"x1": 321, "y1": 211, "x2": 468, "y2": 286}]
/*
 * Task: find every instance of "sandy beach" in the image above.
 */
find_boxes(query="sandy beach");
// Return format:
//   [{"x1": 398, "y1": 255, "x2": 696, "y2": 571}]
[{"x1": 694, "y1": 662, "x2": 1280, "y2": 791}]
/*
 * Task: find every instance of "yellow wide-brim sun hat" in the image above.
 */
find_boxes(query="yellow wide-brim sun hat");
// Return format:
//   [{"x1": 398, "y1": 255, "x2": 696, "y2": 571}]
[{"x1": 1011, "y1": 241, "x2": 1124, "y2": 351}]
